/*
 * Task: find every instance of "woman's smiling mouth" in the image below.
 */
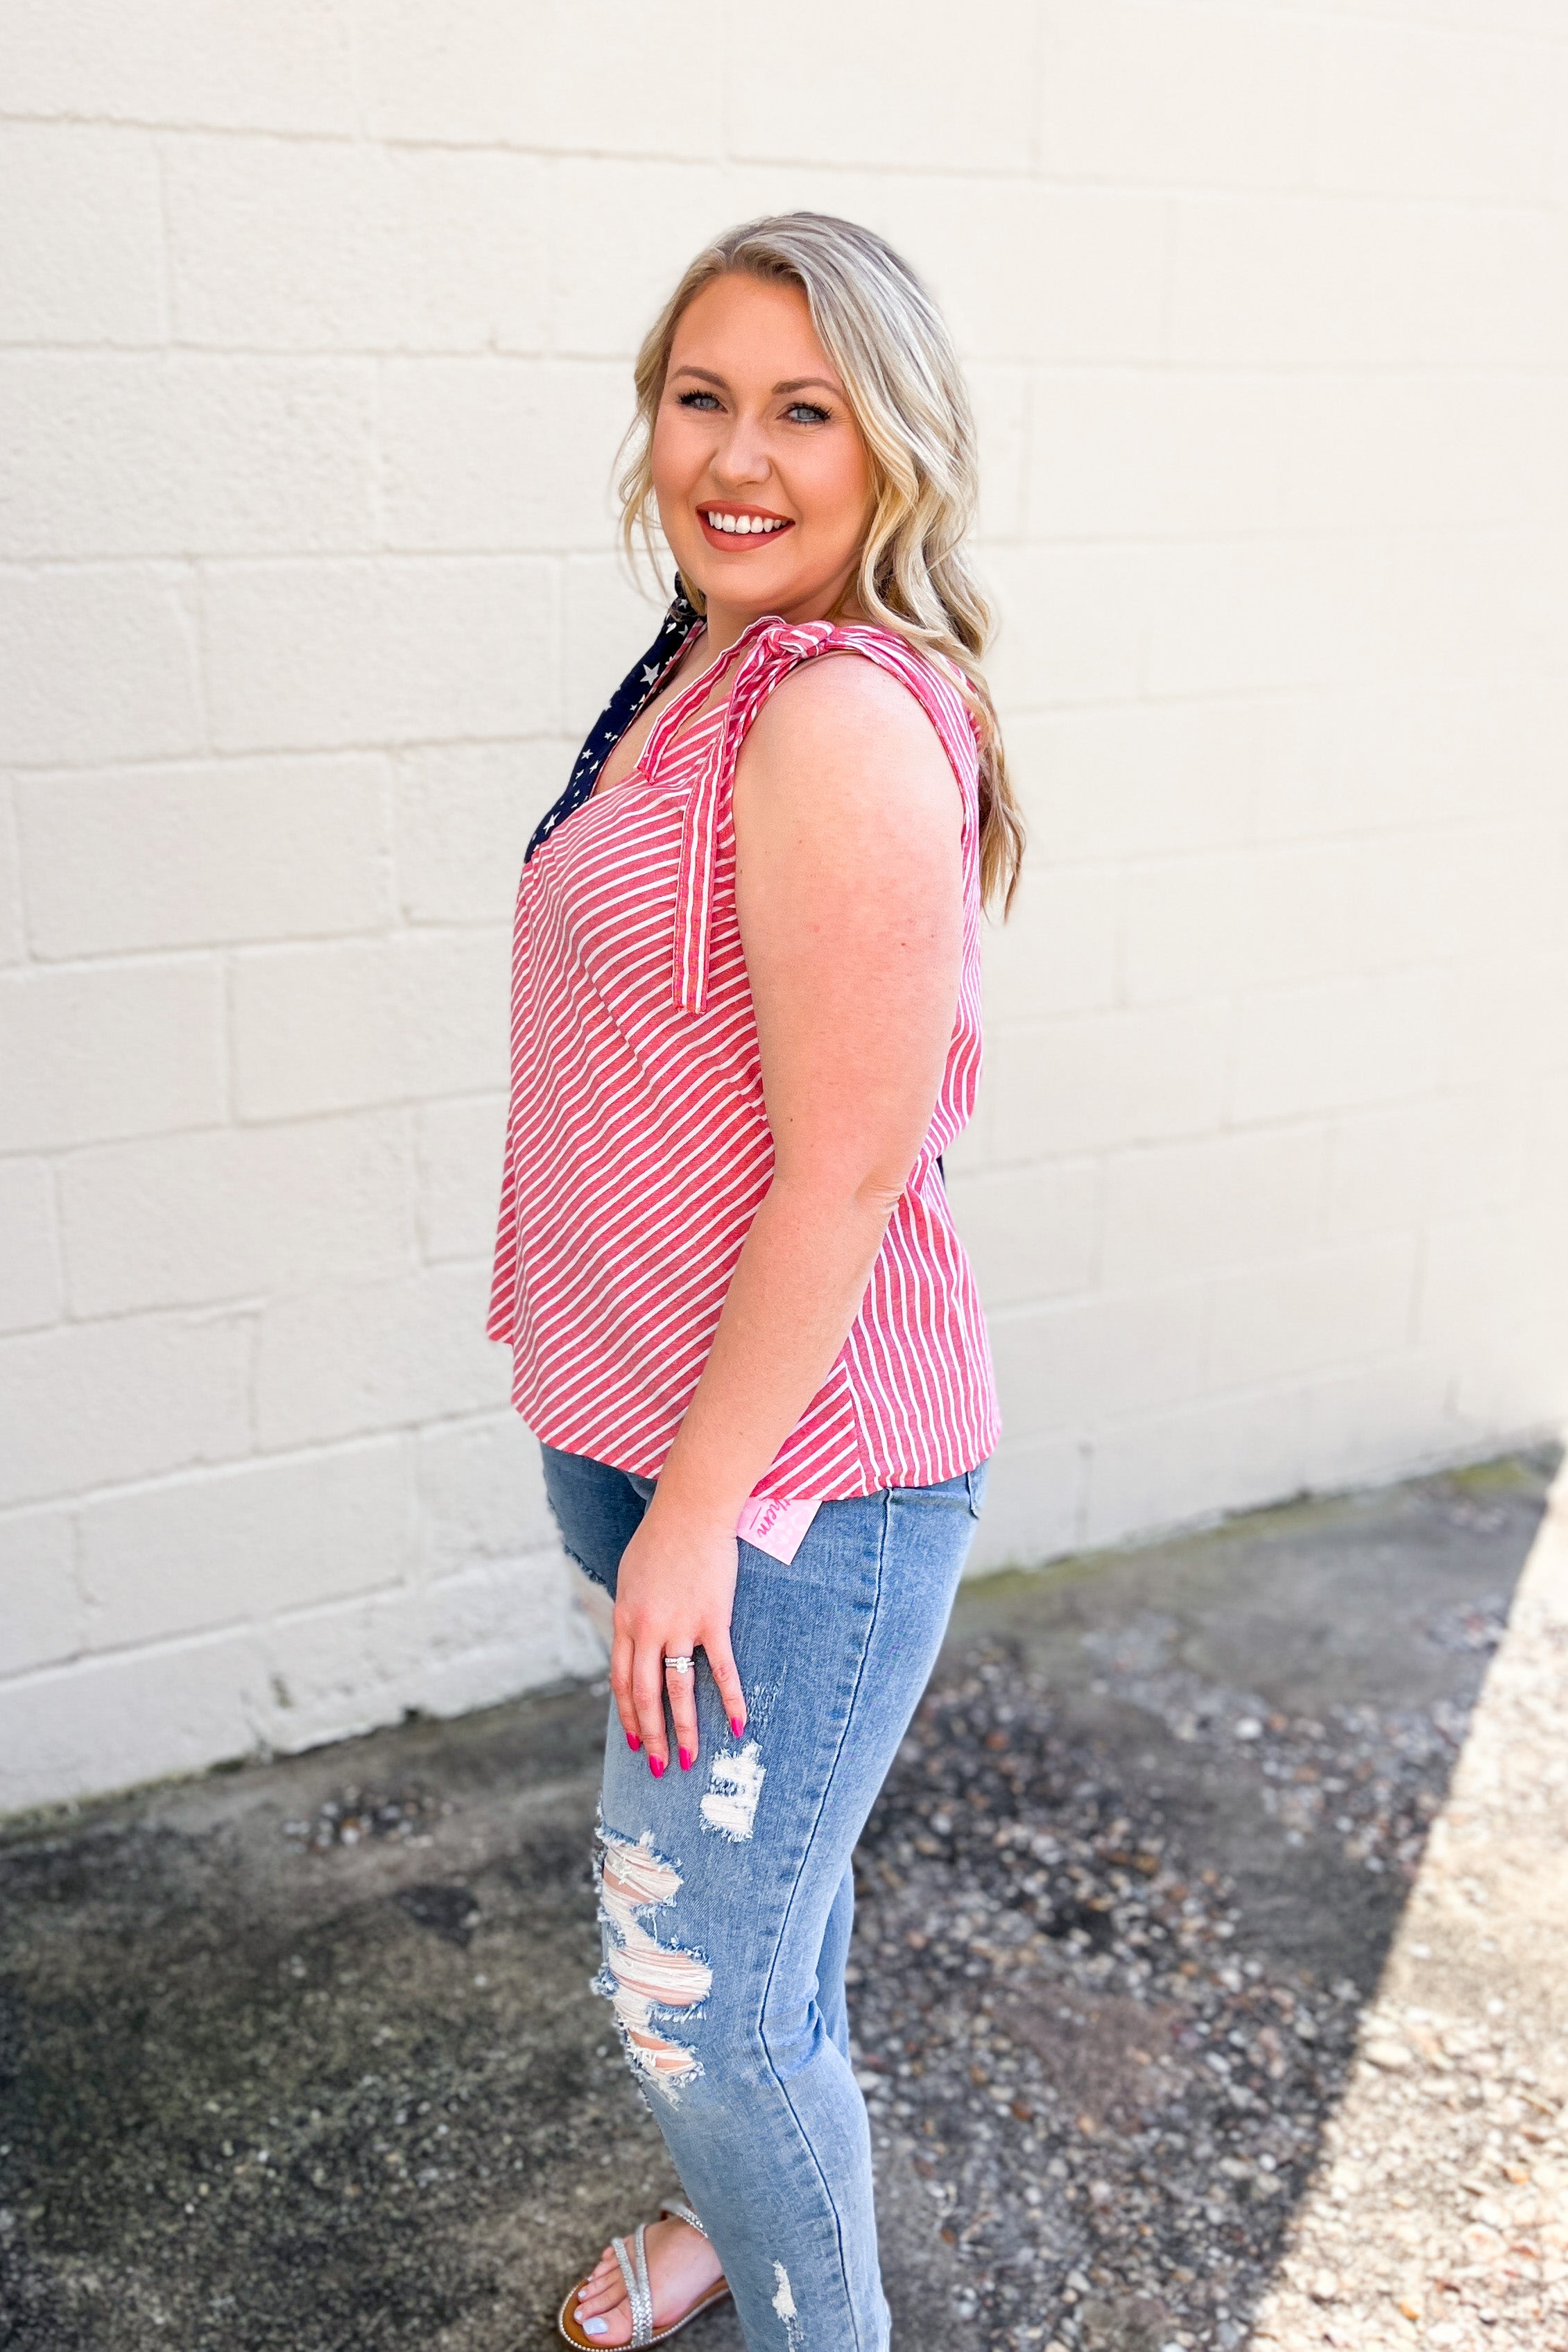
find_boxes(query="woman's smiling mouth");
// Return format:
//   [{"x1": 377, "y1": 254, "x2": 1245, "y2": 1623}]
[{"x1": 698, "y1": 505, "x2": 795, "y2": 545}]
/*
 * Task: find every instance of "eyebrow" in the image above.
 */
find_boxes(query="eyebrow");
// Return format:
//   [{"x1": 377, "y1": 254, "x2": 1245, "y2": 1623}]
[{"x1": 670, "y1": 366, "x2": 843, "y2": 398}]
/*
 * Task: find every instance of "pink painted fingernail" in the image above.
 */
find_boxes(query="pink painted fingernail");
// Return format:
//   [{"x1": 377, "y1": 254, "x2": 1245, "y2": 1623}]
[
  {"x1": 626, "y1": 1731, "x2": 641, "y2": 1751},
  {"x1": 648, "y1": 1755, "x2": 665, "y2": 1778},
  {"x1": 730, "y1": 1716, "x2": 746, "y2": 1737},
  {"x1": 679, "y1": 1746, "x2": 693, "y2": 1771}
]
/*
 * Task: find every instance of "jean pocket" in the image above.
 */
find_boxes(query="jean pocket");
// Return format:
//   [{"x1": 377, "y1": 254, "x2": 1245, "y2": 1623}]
[{"x1": 964, "y1": 1460, "x2": 990, "y2": 1519}]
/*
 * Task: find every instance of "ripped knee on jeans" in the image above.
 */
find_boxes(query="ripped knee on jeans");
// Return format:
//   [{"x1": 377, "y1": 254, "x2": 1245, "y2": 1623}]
[{"x1": 593, "y1": 1819, "x2": 712, "y2": 2097}]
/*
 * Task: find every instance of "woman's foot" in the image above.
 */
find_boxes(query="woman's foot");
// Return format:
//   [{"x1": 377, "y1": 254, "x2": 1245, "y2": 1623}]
[{"x1": 572, "y1": 2215, "x2": 725, "y2": 2343}]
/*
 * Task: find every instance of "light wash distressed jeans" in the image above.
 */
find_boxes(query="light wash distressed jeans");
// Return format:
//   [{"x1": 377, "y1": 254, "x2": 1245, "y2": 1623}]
[{"x1": 541, "y1": 1445, "x2": 990, "y2": 2352}]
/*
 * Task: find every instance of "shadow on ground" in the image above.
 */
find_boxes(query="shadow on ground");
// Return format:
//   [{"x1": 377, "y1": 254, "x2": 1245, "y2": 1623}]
[{"x1": 0, "y1": 1448, "x2": 1558, "y2": 2352}]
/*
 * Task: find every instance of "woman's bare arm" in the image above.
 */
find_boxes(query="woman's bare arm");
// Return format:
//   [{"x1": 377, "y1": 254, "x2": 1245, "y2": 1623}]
[{"x1": 608, "y1": 655, "x2": 965, "y2": 1772}]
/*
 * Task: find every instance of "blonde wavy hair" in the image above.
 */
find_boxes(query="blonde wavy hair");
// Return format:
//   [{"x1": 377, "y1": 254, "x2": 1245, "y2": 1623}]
[{"x1": 617, "y1": 212, "x2": 1025, "y2": 916}]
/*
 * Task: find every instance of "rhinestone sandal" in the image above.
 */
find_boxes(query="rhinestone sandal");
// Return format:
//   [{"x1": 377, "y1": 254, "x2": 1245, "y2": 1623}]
[{"x1": 556, "y1": 2199, "x2": 731, "y2": 2348}]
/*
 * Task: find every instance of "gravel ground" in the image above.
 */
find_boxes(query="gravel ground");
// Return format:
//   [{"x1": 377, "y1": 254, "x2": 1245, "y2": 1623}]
[
  {"x1": 0, "y1": 1448, "x2": 1560, "y2": 2352},
  {"x1": 850, "y1": 1648, "x2": 1377, "y2": 2348},
  {"x1": 841, "y1": 1453, "x2": 1568, "y2": 2351}
]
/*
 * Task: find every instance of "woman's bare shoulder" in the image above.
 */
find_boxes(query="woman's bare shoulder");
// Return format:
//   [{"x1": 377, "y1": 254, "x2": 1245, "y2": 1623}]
[{"x1": 744, "y1": 644, "x2": 954, "y2": 805}]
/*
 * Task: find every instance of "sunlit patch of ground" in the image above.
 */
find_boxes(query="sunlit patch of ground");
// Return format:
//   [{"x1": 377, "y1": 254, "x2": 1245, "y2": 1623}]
[{"x1": 1248, "y1": 1454, "x2": 1568, "y2": 2352}]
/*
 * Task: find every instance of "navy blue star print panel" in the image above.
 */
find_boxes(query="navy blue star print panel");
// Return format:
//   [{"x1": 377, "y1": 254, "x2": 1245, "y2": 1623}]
[{"x1": 524, "y1": 578, "x2": 705, "y2": 865}]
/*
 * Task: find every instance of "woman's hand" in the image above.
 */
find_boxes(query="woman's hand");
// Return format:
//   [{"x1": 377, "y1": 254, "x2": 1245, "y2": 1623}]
[{"x1": 610, "y1": 1500, "x2": 747, "y2": 1776}]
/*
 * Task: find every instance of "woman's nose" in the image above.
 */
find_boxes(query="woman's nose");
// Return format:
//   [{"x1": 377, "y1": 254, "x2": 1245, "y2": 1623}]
[{"x1": 709, "y1": 420, "x2": 771, "y2": 489}]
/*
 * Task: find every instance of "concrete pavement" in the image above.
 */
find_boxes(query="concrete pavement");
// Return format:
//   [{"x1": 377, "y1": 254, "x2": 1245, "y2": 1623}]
[{"x1": 0, "y1": 1445, "x2": 1560, "y2": 2352}]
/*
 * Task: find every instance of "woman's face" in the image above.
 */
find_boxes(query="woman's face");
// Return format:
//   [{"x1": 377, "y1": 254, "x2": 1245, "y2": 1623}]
[{"x1": 651, "y1": 272, "x2": 873, "y2": 644}]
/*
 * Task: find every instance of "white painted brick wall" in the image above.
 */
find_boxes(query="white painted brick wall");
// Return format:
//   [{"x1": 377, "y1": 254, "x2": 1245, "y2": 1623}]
[{"x1": 3, "y1": 2, "x2": 1565, "y2": 1812}]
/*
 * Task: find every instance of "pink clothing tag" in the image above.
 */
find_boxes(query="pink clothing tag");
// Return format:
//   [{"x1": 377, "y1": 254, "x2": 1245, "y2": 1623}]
[{"x1": 735, "y1": 1494, "x2": 822, "y2": 1565}]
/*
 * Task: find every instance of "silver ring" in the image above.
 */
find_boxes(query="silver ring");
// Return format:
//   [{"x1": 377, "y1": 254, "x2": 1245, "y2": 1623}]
[{"x1": 664, "y1": 1654, "x2": 694, "y2": 1676}]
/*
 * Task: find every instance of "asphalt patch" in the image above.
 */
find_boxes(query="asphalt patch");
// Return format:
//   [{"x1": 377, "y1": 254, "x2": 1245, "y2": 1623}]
[{"x1": 0, "y1": 1449, "x2": 1556, "y2": 2352}]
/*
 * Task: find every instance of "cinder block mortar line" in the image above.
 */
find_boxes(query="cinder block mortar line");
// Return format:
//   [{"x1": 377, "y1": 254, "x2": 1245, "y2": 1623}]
[
  {"x1": 988, "y1": 516, "x2": 1553, "y2": 547},
  {"x1": 1, "y1": 784, "x2": 32, "y2": 961},
  {"x1": 244, "y1": 1389, "x2": 519, "y2": 1463},
  {"x1": 989, "y1": 961, "x2": 1455, "y2": 1042},
  {"x1": 400, "y1": 1105, "x2": 424, "y2": 1280},
  {"x1": 15, "y1": 915, "x2": 516, "y2": 968},
  {"x1": 8, "y1": 112, "x2": 1560, "y2": 216},
  {"x1": 1080, "y1": 1150, "x2": 1110, "y2": 1298},
  {"x1": 147, "y1": 131, "x2": 174, "y2": 344},
  {"x1": 1304, "y1": 0, "x2": 1547, "y2": 59},
  {"x1": 0, "y1": 735, "x2": 576, "y2": 777},
  {"x1": 1069, "y1": 1438, "x2": 1093, "y2": 1551},
  {"x1": 0, "y1": 1544, "x2": 571, "y2": 1699},
  {"x1": 1194, "y1": 1254, "x2": 1223, "y2": 1397},
  {"x1": 1406, "y1": 1221, "x2": 1434, "y2": 1355},
  {"x1": 71, "y1": 1561, "x2": 418, "y2": 1669},
  {"x1": 994, "y1": 660, "x2": 1568, "y2": 724},
  {"x1": 8, "y1": 344, "x2": 1565, "y2": 384},
  {"x1": 239, "y1": 1310, "x2": 262, "y2": 1468},
  {"x1": 1080, "y1": 1368, "x2": 1418, "y2": 1461},
  {"x1": 1272, "y1": 1, "x2": 1567, "y2": 51},
  {"x1": 970, "y1": 1092, "x2": 1454, "y2": 1173},
  {"x1": 1217, "y1": 979, "x2": 1247, "y2": 1144},
  {"x1": 547, "y1": 551, "x2": 567, "y2": 753},
  {"x1": 1110, "y1": 827, "x2": 1536, "y2": 873},
  {"x1": 0, "y1": 733, "x2": 578, "y2": 773},
  {"x1": 1, "y1": 553, "x2": 604, "y2": 576},
  {"x1": 1008, "y1": 1111, "x2": 1338, "y2": 1186},
  {"x1": 345, "y1": 0, "x2": 370, "y2": 144},
  {"x1": 64, "y1": 1485, "x2": 87, "y2": 1637},
  {"x1": 0, "y1": 1106, "x2": 495, "y2": 1171},
  {"x1": 1004, "y1": 671, "x2": 1566, "y2": 720},
  {"x1": 1307, "y1": 1122, "x2": 1337, "y2": 1251},
  {"x1": 37, "y1": 1273, "x2": 489, "y2": 1345},
  {"x1": 0, "y1": 1426, "x2": 436, "y2": 1528},
  {"x1": 67, "y1": 1585, "x2": 353, "y2": 1680},
  {"x1": 171, "y1": 556, "x2": 212, "y2": 757},
  {"x1": 1024, "y1": 0, "x2": 1049, "y2": 180},
  {"x1": 1022, "y1": 361, "x2": 1568, "y2": 379},
  {"x1": 218, "y1": 950, "x2": 240, "y2": 1128},
  {"x1": 223, "y1": 918, "x2": 501, "y2": 959},
  {"x1": 983, "y1": 1251, "x2": 1424, "y2": 1335},
  {"x1": 0, "y1": 333, "x2": 167, "y2": 354},
  {"x1": 369, "y1": 352, "x2": 388, "y2": 552},
  {"x1": 1154, "y1": 182, "x2": 1183, "y2": 363},
  {"x1": 0, "y1": 941, "x2": 231, "y2": 983},
  {"x1": 982, "y1": 1284, "x2": 1191, "y2": 1338}
]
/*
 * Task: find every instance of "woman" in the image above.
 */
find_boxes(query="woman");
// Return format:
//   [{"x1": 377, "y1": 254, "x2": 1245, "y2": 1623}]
[{"x1": 487, "y1": 212, "x2": 1023, "y2": 2350}]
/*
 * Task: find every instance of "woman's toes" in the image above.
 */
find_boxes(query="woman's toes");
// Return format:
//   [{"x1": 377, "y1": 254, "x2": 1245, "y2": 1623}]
[
  {"x1": 571, "y1": 2216, "x2": 718, "y2": 2344},
  {"x1": 576, "y1": 2277, "x2": 621, "y2": 2317},
  {"x1": 573, "y1": 2284, "x2": 628, "y2": 2344}
]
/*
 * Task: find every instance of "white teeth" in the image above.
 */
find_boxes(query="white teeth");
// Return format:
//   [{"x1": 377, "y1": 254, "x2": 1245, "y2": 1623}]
[{"x1": 705, "y1": 510, "x2": 785, "y2": 535}]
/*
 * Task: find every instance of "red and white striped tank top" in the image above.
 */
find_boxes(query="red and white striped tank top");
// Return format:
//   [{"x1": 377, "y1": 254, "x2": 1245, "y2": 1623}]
[{"x1": 487, "y1": 612, "x2": 1001, "y2": 1500}]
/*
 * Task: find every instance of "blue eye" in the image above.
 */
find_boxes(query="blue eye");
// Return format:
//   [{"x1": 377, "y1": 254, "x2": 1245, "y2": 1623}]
[
  {"x1": 785, "y1": 400, "x2": 831, "y2": 425},
  {"x1": 677, "y1": 389, "x2": 721, "y2": 411}
]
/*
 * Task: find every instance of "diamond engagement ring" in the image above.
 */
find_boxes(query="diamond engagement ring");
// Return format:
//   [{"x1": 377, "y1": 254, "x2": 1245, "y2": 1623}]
[{"x1": 664, "y1": 1654, "x2": 694, "y2": 1676}]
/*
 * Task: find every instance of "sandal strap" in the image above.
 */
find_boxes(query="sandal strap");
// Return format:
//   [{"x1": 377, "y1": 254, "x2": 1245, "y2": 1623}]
[
  {"x1": 610, "y1": 2226, "x2": 655, "y2": 2347},
  {"x1": 659, "y1": 2198, "x2": 708, "y2": 2240}
]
